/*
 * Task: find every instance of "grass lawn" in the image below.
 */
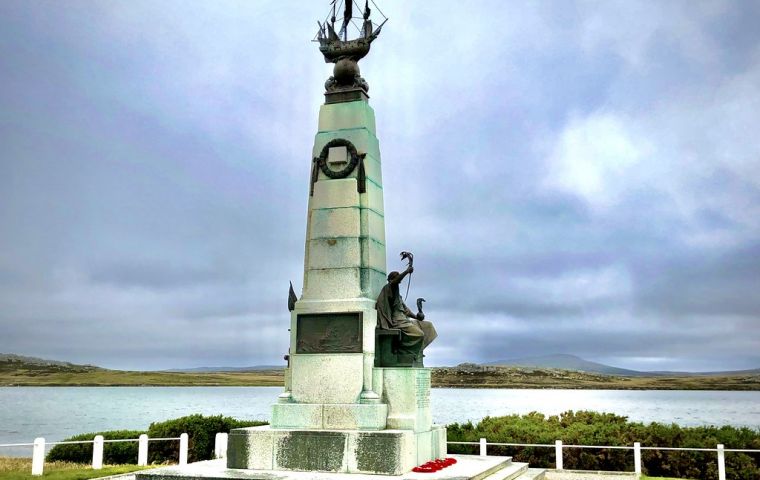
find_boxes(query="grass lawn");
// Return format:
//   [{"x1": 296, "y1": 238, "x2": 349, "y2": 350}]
[{"x1": 0, "y1": 457, "x2": 151, "y2": 480}]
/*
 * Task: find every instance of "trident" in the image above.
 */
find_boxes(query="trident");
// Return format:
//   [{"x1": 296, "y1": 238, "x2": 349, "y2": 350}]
[{"x1": 400, "y1": 251, "x2": 414, "y2": 302}]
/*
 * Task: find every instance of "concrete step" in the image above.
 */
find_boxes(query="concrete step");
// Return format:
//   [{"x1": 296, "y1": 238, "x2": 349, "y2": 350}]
[
  {"x1": 514, "y1": 468, "x2": 547, "y2": 480},
  {"x1": 480, "y1": 461, "x2": 529, "y2": 480}
]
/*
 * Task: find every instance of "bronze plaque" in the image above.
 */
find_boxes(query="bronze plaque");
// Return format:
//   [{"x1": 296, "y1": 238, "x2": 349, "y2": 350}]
[{"x1": 296, "y1": 312, "x2": 363, "y2": 354}]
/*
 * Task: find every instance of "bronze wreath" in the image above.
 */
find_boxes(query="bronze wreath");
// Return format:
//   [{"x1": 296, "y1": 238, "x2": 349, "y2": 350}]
[{"x1": 315, "y1": 138, "x2": 362, "y2": 179}]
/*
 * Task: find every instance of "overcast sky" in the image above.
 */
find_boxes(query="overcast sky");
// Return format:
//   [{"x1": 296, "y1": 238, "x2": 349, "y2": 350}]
[{"x1": 1, "y1": 1, "x2": 759, "y2": 372}]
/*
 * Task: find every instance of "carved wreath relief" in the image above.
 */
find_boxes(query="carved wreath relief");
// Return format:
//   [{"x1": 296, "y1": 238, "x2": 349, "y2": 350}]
[{"x1": 310, "y1": 138, "x2": 367, "y2": 195}]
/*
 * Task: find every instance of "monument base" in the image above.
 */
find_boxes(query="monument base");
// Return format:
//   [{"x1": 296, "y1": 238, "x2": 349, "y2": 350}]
[
  {"x1": 136, "y1": 455, "x2": 547, "y2": 480},
  {"x1": 225, "y1": 425, "x2": 446, "y2": 475}
]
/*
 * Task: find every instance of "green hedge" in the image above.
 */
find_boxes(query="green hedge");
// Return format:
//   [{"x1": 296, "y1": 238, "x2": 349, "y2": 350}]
[
  {"x1": 447, "y1": 411, "x2": 760, "y2": 480},
  {"x1": 147, "y1": 414, "x2": 266, "y2": 464},
  {"x1": 46, "y1": 415, "x2": 266, "y2": 464},
  {"x1": 46, "y1": 429, "x2": 143, "y2": 464}
]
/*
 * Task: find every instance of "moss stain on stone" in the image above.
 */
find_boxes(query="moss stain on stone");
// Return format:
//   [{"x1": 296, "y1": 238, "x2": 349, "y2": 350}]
[
  {"x1": 276, "y1": 432, "x2": 345, "y2": 472},
  {"x1": 355, "y1": 433, "x2": 400, "y2": 474}
]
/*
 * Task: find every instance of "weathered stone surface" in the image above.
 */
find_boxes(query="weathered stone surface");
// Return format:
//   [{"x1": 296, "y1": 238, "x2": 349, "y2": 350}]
[
  {"x1": 274, "y1": 431, "x2": 346, "y2": 472},
  {"x1": 359, "y1": 206, "x2": 385, "y2": 245},
  {"x1": 318, "y1": 100, "x2": 377, "y2": 135},
  {"x1": 290, "y1": 354, "x2": 364, "y2": 404},
  {"x1": 309, "y1": 208, "x2": 361, "y2": 240},
  {"x1": 307, "y1": 237, "x2": 362, "y2": 270},
  {"x1": 303, "y1": 267, "x2": 362, "y2": 300},
  {"x1": 376, "y1": 368, "x2": 433, "y2": 432},
  {"x1": 312, "y1": 129, "x2": 380, "y2": 163},
  {"x1": 322, "y1": 403, "x2": 388, "y2": 430},
  {"x1": 311, "y1": 178, "x2": 361, "y2": 210},
  {"x1": 137, "y1": 454, "x2": 524, "y2": 480},
  {"x1": 271, "y1": 403, "x2": 387, "y2": 430},
  {"x1": 223, "y1": 427, "x2": 453, "y2": 476},
  {"x1": 271, "y1": 403, "x2": 323, "y2": 430}
]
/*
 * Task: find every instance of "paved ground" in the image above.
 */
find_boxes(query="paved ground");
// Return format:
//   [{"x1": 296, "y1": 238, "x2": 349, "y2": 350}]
[
  {"x1": 545, "y1": 471, "x2": 636, "y2": 480},
  {"x1": 100, "y1": 467, "x2": 639, "y2": 480}
]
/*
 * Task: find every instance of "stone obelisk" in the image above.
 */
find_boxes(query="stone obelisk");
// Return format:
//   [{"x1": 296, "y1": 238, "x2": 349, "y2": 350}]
[{"x1": 224, "y1": 3, "x2": 445, "y2": 475}]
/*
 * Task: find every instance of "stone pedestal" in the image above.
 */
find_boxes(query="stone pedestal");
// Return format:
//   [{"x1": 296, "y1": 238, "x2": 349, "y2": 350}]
[
  {"x1": 230, "y1": 365, "x2": 444, "y2": 475},
  {"x1": 226, "y1": 426, "x2": 446, "y2": 476}
]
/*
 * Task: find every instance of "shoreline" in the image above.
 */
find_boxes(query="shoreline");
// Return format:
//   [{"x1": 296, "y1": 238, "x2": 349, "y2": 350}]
[{"x1": 2, "y1": 366, "x2": 759, "y2": 390}]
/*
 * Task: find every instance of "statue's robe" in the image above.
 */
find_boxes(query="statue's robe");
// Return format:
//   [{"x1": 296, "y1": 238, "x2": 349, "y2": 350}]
[{"x1": 376, "y1": 284, "x2": 437, "y2": 355}]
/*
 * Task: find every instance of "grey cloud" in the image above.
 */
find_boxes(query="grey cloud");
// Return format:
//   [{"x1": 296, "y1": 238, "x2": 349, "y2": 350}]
[{"x1": 1, "y1": 0, "x2": 759, "y2": 371}]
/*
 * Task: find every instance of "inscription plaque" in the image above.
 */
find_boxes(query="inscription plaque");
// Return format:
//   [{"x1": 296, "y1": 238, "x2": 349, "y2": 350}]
[
  {"x1": 415, "y1": 371, "x2": 431, "y2": 408},
  {"x1": 296, "y1": 312, "x2": 363, "y2": 354}
]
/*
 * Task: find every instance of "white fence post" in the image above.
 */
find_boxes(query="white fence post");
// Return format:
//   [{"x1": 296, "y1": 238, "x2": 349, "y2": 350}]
[
  {"x1": 138, "y1": 434, "x2": 149, "y2": 466},
  {"x1": 634, "y1": 442, "x2": 642, "y2": 476},
  {"x1": 479, "y1": 438, "x2": 487, "y2": 457},
  {"x1": 31, "y1": 437, "x2": 45, "y2": 476},
  {"x1": 717, "y1": 444, "x2": 726, "y2": 480},
  {"x1": 555, "y1": 440, "x2": 563, "y2": 470},
  {"x1": 92, "y1": 435, "x2": 104, "y2": 469},
  {"x1": 214, "y1": 433, "x2": 228, "y2": 459},
  {"x1": 179, "y1": 433, "x2": 189, "y2": 466}
]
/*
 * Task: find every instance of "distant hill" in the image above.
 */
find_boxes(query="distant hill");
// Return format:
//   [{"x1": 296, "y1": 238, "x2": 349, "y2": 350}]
[
  {"x1": 485, "y1": 354, "x2": 652, "y2": 376},
  {"x1": 0, "y1": 353, "x2": 103, "y2": 373},
  {"x1": 483, "y1": 354, "x2": 760, "y2": 377},
  {"x1": 164, "y1": 365, "x2": 284, "y2": 373}
]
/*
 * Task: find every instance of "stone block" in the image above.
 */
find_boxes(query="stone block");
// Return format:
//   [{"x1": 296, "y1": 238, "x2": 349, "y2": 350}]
[
  {"x1": 322, "y1": 403, "x2": 388, "y2": 430},
  {"x1": 226, "y1": 425, "x2": 276, "y2": 470},
  {"x1": 362, "y1": 155, "x2": 383, "y2": 185},
  {"x1": 309, "y1": 207, "x2": 361, "y2": 239},
  {"x1": 349, "y1": 430, "x2": 415, "y2": 475},
  {"x1": 364, "y1": 180, "x2": 384, "y2": 215},
  {"x1": 303, "y1": 267, "x2": 362, "y2": 300},
  {"x1": 313, "y1": 129, "x2": 380, "y2": 161},
  {"x1": 226, "y1": 426, "x2": 434, "y2": 475},
  {"x1": 432, "y1": 424, "x2": 448, "y2": 458},
  {"x1": 360, "y1": 204, "x2": 386, "y2": 245},
  {"x1": 274, "y1": 431, "x2": 347, "y2": 472},
  {"x1": 361, "y1": 267, "x2": 388, "y2": 302},
  {"x1": 318, "y1": 100, "x2": 377, "y2": 135},
  {"x1": 378, "y1": 367, "x2": 433, "y2": 432},
  {"x1": 311, "y1": 178, "x2": 360, "y2": 210},
  {"x1": 307, "y1": 237, "x2": 361, "y2": 270},
  {"x1": 415, "y1": 429, "x2": 433, "y2": 465},
  {"x1": 290, "y1": 354, "x2": 364, "y2": 404},
  {"x1": 271, "y1": 403, "x2": 323, "y2": 429},
  {"x1": 360, "y1": 237, "x2": 386, "y2": 273}
]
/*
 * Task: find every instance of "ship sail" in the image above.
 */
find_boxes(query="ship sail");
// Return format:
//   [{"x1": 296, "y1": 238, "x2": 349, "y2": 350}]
[{"x1": 339, "y1": 0, "x2": 354, "y2": 40}]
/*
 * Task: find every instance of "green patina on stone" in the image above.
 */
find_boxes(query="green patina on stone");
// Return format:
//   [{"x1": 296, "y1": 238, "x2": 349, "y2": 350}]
[
  {"x1": 276, "y1": 431, "x2": 345, "y2": 472},
  {"x1": 225, "y1": 433, "x2": 250, "y2": 469},
  {"x1": 355, "y1": 432, "x2": 401, "y2": 474}
]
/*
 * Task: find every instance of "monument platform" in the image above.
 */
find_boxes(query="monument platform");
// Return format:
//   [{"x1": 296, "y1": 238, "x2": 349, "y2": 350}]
[
  {"x1": 135, "y1": 455, "x2": 546, "y2": 480},
  {"x1": 226, "y1": 425, "x2": 446, "y2": 475}
]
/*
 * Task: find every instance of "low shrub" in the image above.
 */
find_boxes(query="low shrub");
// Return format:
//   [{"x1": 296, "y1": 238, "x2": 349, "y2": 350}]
[
  {"x1": 446, "y1": 410, "x2": 760, "y2": 480},
  {"x1": 45, "y1": 415, "x2": 267, "y2": 465},
  {"x1": 46, "y1": 429, "x2": 144, "y2": 464},
  {"x1": 147, "y1": 414, "x2": 266, "y2": 463}
]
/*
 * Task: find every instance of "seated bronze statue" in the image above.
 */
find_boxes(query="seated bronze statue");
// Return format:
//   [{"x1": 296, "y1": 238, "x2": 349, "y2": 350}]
[{"x1": 375, "y1": 252, "x2": 437, "y2": 364}]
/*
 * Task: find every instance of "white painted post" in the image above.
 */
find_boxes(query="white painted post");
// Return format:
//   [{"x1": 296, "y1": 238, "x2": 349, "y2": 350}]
[
  {"x1": 214, "y1": 433, "x2": 228, "y2": 459},
  {"x1": 179, "y1": 433, "x2": 189, "y2": 466},
  {"x1": 634, "y1": 442, "x2": 642, "y2": 476},
  {"x1": 717, "y1": 444, "x2": 726, "y2": 480},
  {"x1": 31, "y1": 437, "x2": 45, "y2": 476},
  {"x1": 92, "y1": 435, "x2": 104, "y2": 469},
  {"x1": 138, "y1": 434, "x2": 149, "y2": 466},
  {"x1": 555, "y1": 440, "x2": 563, "y2": 470},
  {"x1": 479, "y1": 437, "x2": 487, "y2": 456}
]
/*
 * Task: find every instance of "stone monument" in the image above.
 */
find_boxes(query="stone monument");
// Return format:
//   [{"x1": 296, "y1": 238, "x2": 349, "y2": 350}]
[
  {"x1": 222, "y1": 2, "x2": 446, "y2": 475},
  {"x1": 137, "y1": 2, "x2": 545, "y2": 478}
]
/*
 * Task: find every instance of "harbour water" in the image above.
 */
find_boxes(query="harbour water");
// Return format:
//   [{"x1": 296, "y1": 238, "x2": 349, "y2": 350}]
[{"x1": 1, "y1": 387, "x2": 759, "y2": 457}]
